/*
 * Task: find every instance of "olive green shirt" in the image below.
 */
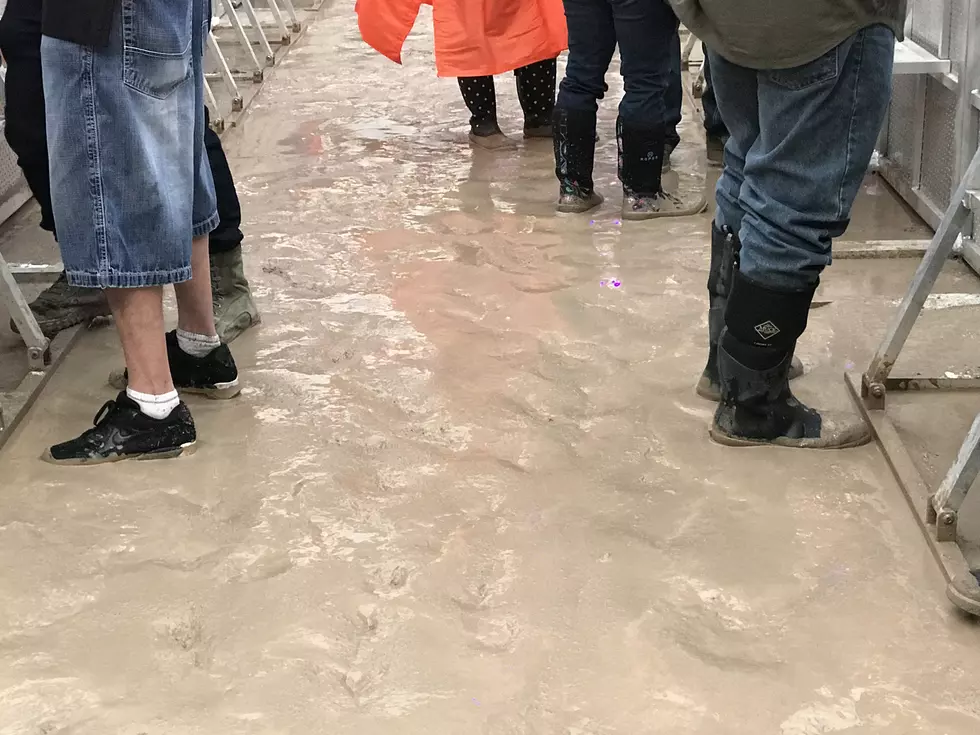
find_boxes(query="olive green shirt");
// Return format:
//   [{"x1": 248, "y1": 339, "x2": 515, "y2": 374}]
[{"x1": 668, "y1": 0, "x2": 907, "y2": 70}]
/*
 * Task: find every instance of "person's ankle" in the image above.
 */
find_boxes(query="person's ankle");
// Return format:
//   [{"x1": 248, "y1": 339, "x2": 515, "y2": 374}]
[{"x1": 176, "y1": 328, "x2": 220, "y2": 357}]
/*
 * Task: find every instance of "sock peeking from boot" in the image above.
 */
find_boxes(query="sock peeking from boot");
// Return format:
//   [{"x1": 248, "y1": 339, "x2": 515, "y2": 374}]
[
  {"x1": 177, "y1": 328, "x2": 221, "y2": 358},
  {"x1": 127, "y1": 387, "x2": 180, "y2": 420}
]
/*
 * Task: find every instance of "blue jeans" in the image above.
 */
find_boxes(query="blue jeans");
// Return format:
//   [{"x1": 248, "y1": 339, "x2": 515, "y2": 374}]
[
  {"x1": 41, "y1": 0, "x2": 218, "y2": 288},
  {"x1": 557, "y1": 0, "x2": 678, "y2": 129},
  {"x1": 701, "y1": 48, "x2": 727, "y2": 139},
  {"x1": 710, "y1": 25, "x2": 895, "y2": 290}
]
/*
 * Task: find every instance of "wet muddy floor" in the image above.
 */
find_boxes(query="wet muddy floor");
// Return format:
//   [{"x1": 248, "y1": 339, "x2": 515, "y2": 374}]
[{"x1": 2, "y1": 4, "x2": 980, "y2": 733}]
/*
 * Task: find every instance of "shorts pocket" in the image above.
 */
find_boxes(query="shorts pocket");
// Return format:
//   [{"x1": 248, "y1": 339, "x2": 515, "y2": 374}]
[
  {"x1": 121, "y1": 0, "x2": 194, "y2": 99},
  {"x1": 766, "y1": 47, "x2": 840, "y2": 91}
]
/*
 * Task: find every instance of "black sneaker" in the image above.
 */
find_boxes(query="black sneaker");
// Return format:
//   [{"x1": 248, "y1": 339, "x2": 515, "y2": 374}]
[
  {"x1": 108, "y1": 331, "x2": 241, "y2": 399},
  {"x1": 43, "y1": 392, "x2": 196, "y2": 465}
]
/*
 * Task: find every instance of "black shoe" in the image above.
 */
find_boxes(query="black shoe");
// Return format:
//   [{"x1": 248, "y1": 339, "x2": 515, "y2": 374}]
[
  {"x1": 710, "y1": 272, "x2": 871, "y2": 449},
  {"x1": 696, "y1": 225, "x2": 803, "y2": 401},
  {"x1": 108, "y1": 331, "x2": 241, "y2": 399},
  {"x1": 44, "y1": 392, "x2": 196, "y2": 465},
  {"x1": 553, "y1": 106, "x2": 599, "y2": 210}
]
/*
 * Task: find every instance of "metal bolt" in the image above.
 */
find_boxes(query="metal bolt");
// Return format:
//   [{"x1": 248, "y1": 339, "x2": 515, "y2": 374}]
[
  {"x1": 942, "y1": 513, "x2": 956, "y2": 526},
  {"x1": 870, "y1": 383, "x2": 885, "y2": 398}
]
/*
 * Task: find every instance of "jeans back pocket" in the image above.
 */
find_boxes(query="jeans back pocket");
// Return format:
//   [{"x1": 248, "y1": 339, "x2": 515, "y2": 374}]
[
  {"x1": 766, "y1": 46, "x2": 840, "y2": 91},
  {"x1": 122, "y1": 0, "x2": 194, "y2": 99}
]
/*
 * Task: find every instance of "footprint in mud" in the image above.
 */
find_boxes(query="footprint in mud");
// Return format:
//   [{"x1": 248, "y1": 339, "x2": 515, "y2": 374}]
[
  {"x1": 154, "y1": 608, "x2": 214, "y2": 669},
  {"x1": 366, "y1": 560, "x2": 413, "y2": 599},
  {"x1": 466, "y1": 615, "x2": 522, "y2": 652}
]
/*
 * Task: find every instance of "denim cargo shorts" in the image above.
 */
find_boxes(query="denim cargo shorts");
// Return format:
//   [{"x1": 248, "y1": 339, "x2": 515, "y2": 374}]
[{"x1": 40, "y1": 0, "x2": 218, "y2": 288}]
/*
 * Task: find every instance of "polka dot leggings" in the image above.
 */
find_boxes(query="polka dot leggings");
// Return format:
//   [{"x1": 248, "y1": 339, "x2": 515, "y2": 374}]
[{"x1": 457, "y1": 58, "x2": 557, "y2": 134}]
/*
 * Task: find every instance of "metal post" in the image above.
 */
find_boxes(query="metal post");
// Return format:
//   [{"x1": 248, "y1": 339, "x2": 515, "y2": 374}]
[
  {"x1": 930, "y1": 414, "x2": 980, "y2": 542},
  {"x1": 862, "y1": 146, "x2": 980, "y2": 402},
  {"x1": 218, "y1": 0, "x2": 264, "y2": 81},
  {"x1": 266, "y1": 0, "x2": 292, "y2": 45},
  {"x1": 0, "y1": 251, "x2": 49, "y2": 370},
  {"x1": 207, "y1": 32, "x2": 244, "y2": 111},
  {"x1": 204, "y1": 79, "x2": 224, "y2": 132},
  {"x1": 278, "y1": 0, "x2": 302, "y2": 33},
  {"x1": 238, "y1": 0, "x2": 277, "y2": 64}
]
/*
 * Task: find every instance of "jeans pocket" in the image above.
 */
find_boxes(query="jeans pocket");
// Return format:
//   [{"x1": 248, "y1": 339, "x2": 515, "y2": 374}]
[
  {"x1": 766, "y1": 47, "x2": 840, "y2": 91},
  {"x1": 121, "y1": 0, "x2": 194, "y2": 100}
]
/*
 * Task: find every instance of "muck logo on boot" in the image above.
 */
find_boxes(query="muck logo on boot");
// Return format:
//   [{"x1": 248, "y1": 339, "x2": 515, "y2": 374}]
[{"x1": 754, "y1": 320, "x2": 780, "y2": 341}]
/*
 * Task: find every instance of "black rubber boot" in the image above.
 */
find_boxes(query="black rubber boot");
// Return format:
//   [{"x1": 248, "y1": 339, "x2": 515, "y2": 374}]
[
  {"x1": 553, "y1": 107, "x2": 603, "y2": 213},
  {"x1": 697, "y1": 225, "x2": 803, "y2": 401},
  {"x1": 617, "y1": 118, "x2": 697, "y2": 220},
  {"x1": 710, "y1": 271, "x2": 871, "y2": 449}
]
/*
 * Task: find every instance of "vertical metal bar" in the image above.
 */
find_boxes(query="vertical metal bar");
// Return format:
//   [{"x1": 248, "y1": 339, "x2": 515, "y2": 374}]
[
  {"x1": 207, "y1": 32, "x2": 244, "y2": 111},
  {"x1": 954, "y1": 0, "x2": 980, "y2": 186},
  {"x1": 218, "y1": 0, "x2": 263, "y2": 79},
  {"x1": 910, "y1": 74, "x2": 927, "y2": 188},
  {"x1": 266, "y1": 0, "x2": 292, "y2": 45},
  {"x1": 864, "y1": 147, "x2": 980, "y2": 390},
  {"x1": 239, "y1": 0, "x2": 276, "y2": 64},
  {"x1": 938, "y1": 0, "x2": 952, "y2": 59}
]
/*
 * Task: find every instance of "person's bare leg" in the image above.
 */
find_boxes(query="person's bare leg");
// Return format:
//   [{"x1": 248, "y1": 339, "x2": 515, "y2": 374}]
[
  {"x1": 174, "y1": 235, "x2": 217, "y2": 336},
  {"x1": 105, "y1": 286, "x2": 173, "y2": 394}
]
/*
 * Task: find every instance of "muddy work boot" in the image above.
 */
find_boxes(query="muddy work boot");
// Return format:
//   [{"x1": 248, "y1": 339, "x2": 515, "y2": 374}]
[
  {"x1": 706, "y1": 134, "x2": 727, "y2": 167},
  {"x1": 43, "y1": 392, "x2": 196, "y2": 465},
  {"x1": 697, "y1": 225, "x2": 803, "y2": 401},
  {"x1": 947, "y1": 571, "x2": 980, "y2": 616},
  {"x1": 9, "y1": 272, "x2": 112, "y2": 338},
  {"x1": 109, "y1": 330, "x2": 241, "y2": 400},
  {"x1": 622, "y1": 190, "x2": 707, "y2": 220},
  {"x1": 553, "y1": 107, "x2": 602, "y2": 213},
  {"x1": 617, "y1": 118, "x2": 703, "y2": 220},
  {"x1": 523, "y1": 115, "x2": 553, "y2": 139},
  {"x1": 710, "y1": 271, "x2": 871, "y2": 449},
  {"x1": 469, "y1": 119, "x2": 517, "y2": 150},
  {"x1": 211, "y1": 247, "x2": 260, "y2": 343}
]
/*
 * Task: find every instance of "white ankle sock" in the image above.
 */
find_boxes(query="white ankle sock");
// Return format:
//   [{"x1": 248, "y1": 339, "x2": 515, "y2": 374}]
[
  {"x1": 126, "y1": 388, "x2": 180, "y2": 420},
  {"x1": 177, "y1": 328, "x2": 220, "y2": 358}
]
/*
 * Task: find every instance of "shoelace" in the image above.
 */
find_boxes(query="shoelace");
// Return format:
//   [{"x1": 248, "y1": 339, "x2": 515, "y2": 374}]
[{"x1": 91, "y1": 400, "x2": 121, "y2": 427}]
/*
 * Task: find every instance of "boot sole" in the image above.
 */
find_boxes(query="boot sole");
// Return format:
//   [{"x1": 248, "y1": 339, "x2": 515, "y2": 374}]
[
  {"x1": 42, "y1": 441, "x2": 197, "y2": 466},
  {"x1": 469, "y1": 132, "x2": 518, "y2": 150},
  {"x1": 557, "y1": 202, "x2": 602, "y2": 214},
  {"x1": 621, "y1": 195, "x2": 708, "y2": 221},
  {"x1": 708, "y1": 426, "x2": 872, "y2": 450},
  {"x1": 946, "y1": 580, "x2": 980, "y2": 616},
  {"x1": 10, "y1": 306, "x2": 113, "y2": 338}
]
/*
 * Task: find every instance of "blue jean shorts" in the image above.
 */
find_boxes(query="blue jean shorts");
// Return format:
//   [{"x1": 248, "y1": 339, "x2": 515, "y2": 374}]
[{"x1": 41, "y1": 0, "x2": 218, "y2": 288}]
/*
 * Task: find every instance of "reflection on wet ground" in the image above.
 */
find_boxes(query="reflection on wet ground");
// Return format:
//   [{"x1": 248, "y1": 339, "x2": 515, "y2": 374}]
[{"x1": 1, "y1": 5, "x2": 980, "y2": 733}]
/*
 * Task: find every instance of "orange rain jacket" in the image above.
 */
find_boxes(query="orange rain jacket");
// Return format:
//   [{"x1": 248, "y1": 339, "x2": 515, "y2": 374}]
[{"x1": 355, "y1": 0, "x2": 568, "y2": 78}]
